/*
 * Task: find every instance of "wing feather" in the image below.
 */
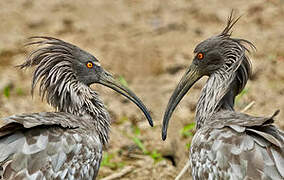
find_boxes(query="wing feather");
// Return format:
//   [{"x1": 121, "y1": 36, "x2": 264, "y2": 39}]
[
  {"x1": 0, "y1": 113, "x2": 102, "y2": 179},
  {"x1": 190, "y1": 110, "x2": 284, "y2": 179}
]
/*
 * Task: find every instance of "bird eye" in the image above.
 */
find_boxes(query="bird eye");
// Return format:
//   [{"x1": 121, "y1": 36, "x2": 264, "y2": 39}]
[
  {"x1": 86, "y1": 62, "x2": 93, "y2": 69},
  {"x1": 197, "y1": 52, "x2": 204, "y2": 60}
]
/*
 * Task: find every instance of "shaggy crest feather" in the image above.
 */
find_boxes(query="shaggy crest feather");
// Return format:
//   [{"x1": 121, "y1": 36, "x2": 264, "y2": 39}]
[
  {"x1": 195, "y1": 14, "x2": 256, "y2": 128},
  {"x1": 18, "y1": 37, "x2": 110, "y2": 145}
]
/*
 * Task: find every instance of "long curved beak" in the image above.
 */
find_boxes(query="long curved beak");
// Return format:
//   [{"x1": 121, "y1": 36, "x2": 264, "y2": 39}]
[
  {"x1": 162, "y1": 64, "x2": 201, "y2": 140},
  {"x1": 98, "y1": 70, "x2": 153, "y2": 127}
]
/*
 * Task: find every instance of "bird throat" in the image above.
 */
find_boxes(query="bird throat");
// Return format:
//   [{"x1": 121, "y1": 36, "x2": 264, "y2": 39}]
[{"x1": 52, "y1": 81, "x2": 111, "y2": 146}]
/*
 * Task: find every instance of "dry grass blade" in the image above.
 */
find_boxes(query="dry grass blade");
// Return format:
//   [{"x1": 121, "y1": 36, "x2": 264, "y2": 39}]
[
  {"x1": 175, "y1": 161, "x2": 190, "y2": 180},
  {"x1": 241, "y1": 101, "x2": 255, "y2": 113},
  {"x1": 101, "y1": 166, "x2": 134, "y2": 180}
]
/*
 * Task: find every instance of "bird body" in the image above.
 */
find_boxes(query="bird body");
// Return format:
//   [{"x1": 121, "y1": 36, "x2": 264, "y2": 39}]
[
  {"x1": 0, "y1": 37, "x2": 152, "y2": 180},
  {"x1": 190, "y1": 110, "x2": 284, "y2": 180},
  {"x1": 1, "y1": 113, "x2": 104, "y2": 180},
  {"x1": 162, "y1": 13, "x2": 284, "y2": 179}
]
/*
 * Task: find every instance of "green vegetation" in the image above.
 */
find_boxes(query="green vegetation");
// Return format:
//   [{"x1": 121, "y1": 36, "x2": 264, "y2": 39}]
[
  {"x1": 132, "y1": 136, "x2": 147, "y2": 154},
  {"x1": 118, "y1": 76, "x2": 128, "y2": 87},
  {"x1": 116, "y1": 116, "x2": 129, "y2": 125},
  {"x1": 3, "y1": 85, "x2": 10, "y2": 98},
  {"x1": 149, "y1": 150, "x2": 163, "y2": 162},
  {"x1": 131, "y1": 125, "x2": 163, "y2": 163},
  {"x1": 235, "y1": 88, "x2": 248, "y2": 104},
  {"x1": 2, "y1": 85, "x2": 25, "y2": 98},
  {"x1": 186, "y1": 143, "x2": 191, "y2": 150},
  {"x1": 180, "y1": 122, "x2": 195, "y2": 150},
  {"x1": 180, "y1": 122, "x2": 195, "y2": 138},
  {"x1": 101, "y1": 152, "x2": 124, "y2": 169}
]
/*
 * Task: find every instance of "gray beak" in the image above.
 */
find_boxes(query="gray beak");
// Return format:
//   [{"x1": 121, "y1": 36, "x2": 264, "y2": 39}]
[
  {"x1": 162, "y1": 64, "x2": 201, "y2": 140},
  {"x1": 98, "y1": 70, "x2": 153, "y2": 127}
]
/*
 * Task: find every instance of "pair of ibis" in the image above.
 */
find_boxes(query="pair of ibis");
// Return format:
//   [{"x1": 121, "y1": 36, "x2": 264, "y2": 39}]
[{"x1": 1, "y1": 14, "x2": 283, "y2": 179}]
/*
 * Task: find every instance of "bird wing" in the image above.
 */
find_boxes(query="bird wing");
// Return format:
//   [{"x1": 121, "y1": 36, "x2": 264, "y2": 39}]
[
  {"x1": 0, "y1": 112, "x2": 80, "y2": 137},
  {"x1": 0, "y1": 113, "x2": 102, "y2": 179},
  {"x1": 190, "y1": 110, "x2": 284, "y2": 180},
  {"x1": 210, "y1": 110, "x2": 284, "y2": 148},
  {"x1": 1, "y1": 112, "x2": 81, "y2": 129}
]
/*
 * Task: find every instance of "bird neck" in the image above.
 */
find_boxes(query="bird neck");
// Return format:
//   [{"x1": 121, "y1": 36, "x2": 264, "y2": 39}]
[
  {"x1": 218, "y1": 78, "x2": 239, "y2": 111},
  {"x1": 195, "y1": 70, "x2": 238, "y2": 129},
  {"x1": 52, "y1": 81, "x2": 111, "y2": 146}
]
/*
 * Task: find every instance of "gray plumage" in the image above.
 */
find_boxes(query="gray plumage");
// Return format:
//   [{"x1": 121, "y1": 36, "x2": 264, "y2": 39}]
[
  {"x1": 0, "y1": 37, "x2": 152, "y2": 180},
  {"x1": 162, "y1": 13, "x2": 284, "y2": 179}
]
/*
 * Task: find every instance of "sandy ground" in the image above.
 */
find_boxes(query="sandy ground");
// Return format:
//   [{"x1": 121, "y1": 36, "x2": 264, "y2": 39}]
[{"x1": 0, "y1": 0, "x2": 284, "y2": 179}]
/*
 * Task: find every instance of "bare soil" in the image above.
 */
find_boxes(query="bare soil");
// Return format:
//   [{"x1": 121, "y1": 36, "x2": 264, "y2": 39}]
[{"x1": 0, "y1": 0, "x2": 284, "y2": 179}]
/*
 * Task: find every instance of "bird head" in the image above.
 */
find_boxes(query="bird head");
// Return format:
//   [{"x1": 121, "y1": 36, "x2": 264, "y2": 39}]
[
  {"x1": 20, "y1": 37, "x2": 153, "y2": 127},
  {"x1": 162, "y1": 13, "x2": 255, "y2": 140}
]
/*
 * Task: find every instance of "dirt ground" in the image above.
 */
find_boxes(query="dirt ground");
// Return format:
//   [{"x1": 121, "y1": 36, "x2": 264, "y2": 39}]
[{"x1": 0, "y1": 0, "x2": 284, "y2": 179}]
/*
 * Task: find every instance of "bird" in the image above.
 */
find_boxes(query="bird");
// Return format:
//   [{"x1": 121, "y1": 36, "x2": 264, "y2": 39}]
[
  {"x1": 0, "y1": 36, "x2": 153, "y2": 180},
  {"x1": 162, "y1": 13, "x2": 284, "y2": 179}
]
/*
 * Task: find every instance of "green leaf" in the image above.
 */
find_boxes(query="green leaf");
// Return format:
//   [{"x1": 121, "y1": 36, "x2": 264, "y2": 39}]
[
  {"x1": 132, "y1": 126, "x2": 141, "y2": 136},
  {"x1": 129, "y1": 127, "x2": 164, "y2": 164},
  {"x1": 132, "y1": 136, "x2": 148, "y2": 154},
  {"x1": 3, "y1": 86, "x2": 10, "y2": 98},
  {"x1": 235, "y1": 88, "x2": 248, "y2": 104},
  {"x1": 180, "y1": 122, "x2": 195, "y2": 137},
  {"x1": 101, "y1": 152, "x2": 111, "y2": 166},
  {"x1": 150, "y1": 150, "x2": 164, "y2": 163},
  {"x1": 101, "y1": 153, "x2": 124, "y2": 169},
  {"x1": 186, "y1": 143, "x2": 191, "y2": 150},
  {"x1": 118, "y1": 76, "x2": 128, "y2": 87}
]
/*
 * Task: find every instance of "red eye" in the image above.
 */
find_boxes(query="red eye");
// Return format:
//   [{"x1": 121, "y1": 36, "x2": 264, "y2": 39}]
[
  {"x1": 197, "y1": 52, "x2": 204, "y2": 60},
  {"x1": 86, "y1": 62, "x2": 93, "y2": 68}
]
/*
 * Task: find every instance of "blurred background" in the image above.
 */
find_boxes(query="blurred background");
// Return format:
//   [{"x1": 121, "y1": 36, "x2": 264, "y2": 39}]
[{"x1": 0, "y1": 0, "x2": 283, "y2": 179}]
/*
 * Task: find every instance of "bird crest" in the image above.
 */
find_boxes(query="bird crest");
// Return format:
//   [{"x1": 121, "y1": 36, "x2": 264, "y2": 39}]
[
  {"x1": 19, "y1": 37, "x2": 107, "y2": 117},
  {"x1": 195, "y1": 12, "x2": 257, "y2": 127}
]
